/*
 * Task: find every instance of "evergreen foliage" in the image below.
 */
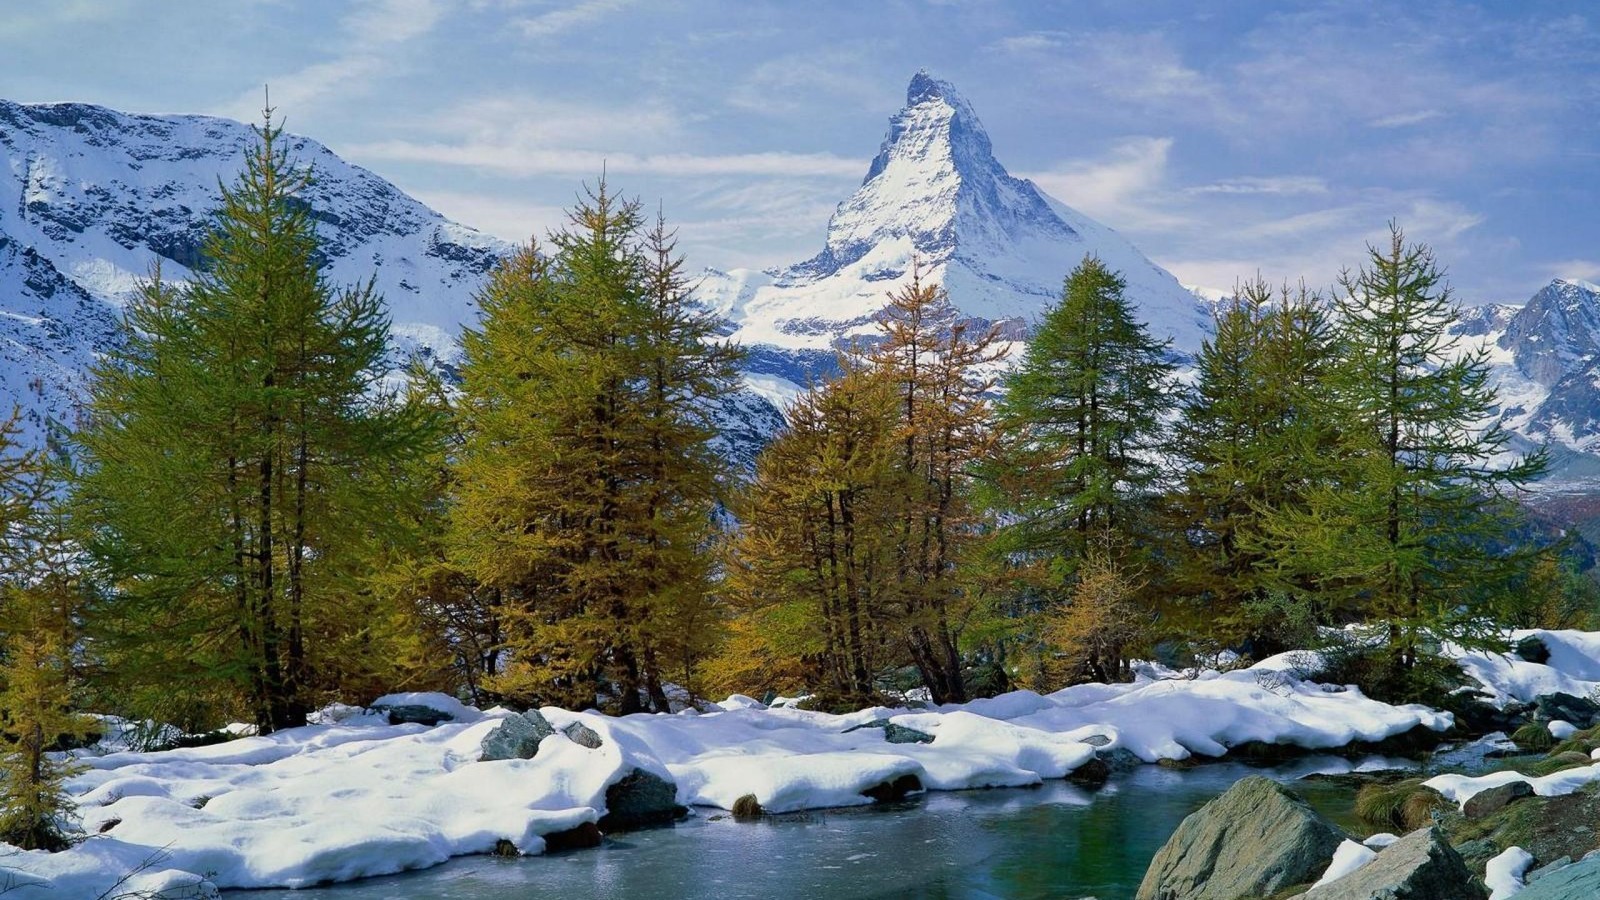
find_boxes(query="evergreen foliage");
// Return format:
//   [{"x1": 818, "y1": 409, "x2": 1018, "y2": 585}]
[
  {"x1": 449, "y1": 184, "x2": 741, "y2": 712},
  {"x1": 1260, "y1": 225, "x2": 1546, "y2": 668},
  {"x1": 987, "y1": 255, "x2": 1176, "y2": 684},
  {"x1": 70, "y1": 111, "x2": 441, "y2": 732},
  {"x1": 0, "y1": 414, "x2": 88, "y2": 852}
]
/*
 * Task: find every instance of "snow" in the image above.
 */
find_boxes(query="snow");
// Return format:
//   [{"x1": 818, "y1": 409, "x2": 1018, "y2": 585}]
[
  {"x1": 0, "y1": 649, "x2": 1467, "y2": 896},
  {"x1": 1311, "y1": 839, "x2": 1378, "y2": 889},
  {"x1": 1485, "y1": 846, "x2": 1534, "y2": 899},
  {"x1": 1424, "y1": 761, "x2": 1600, "y2": 806},
  {"x1": 1452, "y1": 629, "x2": 1600, "y2": 706},
  {"x1": 1550, "y1": 719, "x2": 1579, "y2": 739},
  {"x1": 1363, "y1": 832, "x2": 1400, "y2": 848}
]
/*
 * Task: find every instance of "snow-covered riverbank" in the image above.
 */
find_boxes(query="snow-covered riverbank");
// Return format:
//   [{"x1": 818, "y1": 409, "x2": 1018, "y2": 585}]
[{"x1": 8, "y1": 629, "x2": 1598, "y2": 897}]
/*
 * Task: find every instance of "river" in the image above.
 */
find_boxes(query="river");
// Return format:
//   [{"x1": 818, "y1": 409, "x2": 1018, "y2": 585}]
[{"x1": 236, "y1": 755, "x2": 1403, "y2": 900}]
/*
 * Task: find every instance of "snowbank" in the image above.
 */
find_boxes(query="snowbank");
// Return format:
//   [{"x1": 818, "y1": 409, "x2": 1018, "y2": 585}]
[
  {"x1": 1453, "y1": 630, "x2": 1600, "y2": 707},
  {"x1": 0, "y1": 654, "x2": 1464, "y2": 895},
  {"x1": 1424, "y1": 761, "x2": 1600, "y2": 806}
]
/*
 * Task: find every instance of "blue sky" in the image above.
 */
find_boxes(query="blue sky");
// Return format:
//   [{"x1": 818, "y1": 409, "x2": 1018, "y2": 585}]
[{"x1": 3, "y1": 0, "x2": 1598, "y2": 303}]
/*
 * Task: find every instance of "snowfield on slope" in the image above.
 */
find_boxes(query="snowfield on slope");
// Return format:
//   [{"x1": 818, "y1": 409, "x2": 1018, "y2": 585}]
[{"x1": 0, "y1": 651, "x2": 1482, "y2": 897}]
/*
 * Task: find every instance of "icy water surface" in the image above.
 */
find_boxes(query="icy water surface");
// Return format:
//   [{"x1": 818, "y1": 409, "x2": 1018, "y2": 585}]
[{"x1": 236, "y1": 757, "x2": 1399, "y2": 900}]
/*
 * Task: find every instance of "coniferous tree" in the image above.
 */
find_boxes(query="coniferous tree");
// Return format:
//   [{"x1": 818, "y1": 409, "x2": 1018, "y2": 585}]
[
  {"x1": 1174, "y1": 280, "x2": 1342, "y2": 650},
  {"x1": 72, "y1": 112, "x2": 440, "y2": 732},
  {"x1": 988, "y1": 255, "x2": 1176, "y2": 682},
  {"x1": 1265, "y1": 225, "x2": 1545, "y2": 673},
  {"x1": 866, "y1": 269, "x2": 1003, "y2": 703},
  {"x1": 450, "y1": 184, "x2": 740, "y2": 712},
  {"x1": 0, "y1": 414, "x2": 88, "y2": 852},
  {"x1": 720, "y1": 366, "x2": 903, "y2": 705}
]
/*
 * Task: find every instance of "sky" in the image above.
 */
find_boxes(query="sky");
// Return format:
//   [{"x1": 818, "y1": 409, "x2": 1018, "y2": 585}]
[{"x1": 2, "y1": 0, "x2": 1598, "y2": 304}]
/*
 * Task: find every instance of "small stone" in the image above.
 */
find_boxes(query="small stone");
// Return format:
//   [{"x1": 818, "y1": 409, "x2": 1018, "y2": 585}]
[
  {"x1": 1533, "y1": 692, "x2": 1600, "y2": 729},
  {"x1": 598, "y1": 769, "x2": 684, "y2": 832},
  {"x1": 731, "y1": 794, "x2": 763, "y2": 820},
  {"x1": 479, "y1": 711, "x2": 556, "y2": 762},
  {"x1": 562, "y1": 721, "x2": 603, "y2": 749},
  {"x1": 1515, "y1": 635, "x2": 1552, "y2": 665},
  {"x1": 883, "y1": 723, "x2": 934, "y2": 744},
  {"x1": 1525, "y1": 856, "x2": 1571, "y2": 884},
  {"x1": 1066, "y1": 757, "x2": 1111, "y2": 787},
  {"x1": 1137, "y1": 775, "x2": 1345, "y2": 900},
  {"x1": 1297, "y1": 827, "x2": 1486, "y2": 900}
]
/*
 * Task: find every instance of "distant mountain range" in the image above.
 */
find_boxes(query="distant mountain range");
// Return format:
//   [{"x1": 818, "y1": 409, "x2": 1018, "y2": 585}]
[{"x1": 1, "y1": 75, "x2": 1597, "y2": 481}]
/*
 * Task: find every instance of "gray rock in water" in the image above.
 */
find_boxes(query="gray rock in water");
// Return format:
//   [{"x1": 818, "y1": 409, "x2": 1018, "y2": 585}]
[
  {"x1": 562, "y1": 721, "x2": 603, "y2": 749},
  {"x1": 1297, "y1": 827, "x2": 1486, "y2": 900},
  {"x1": 1517, "y1": 855, "x2": 1600, "y2": 898},
  {"x1": 1098, "y1": 747, "x2": 1144, "y2": 773},
  {"x1": 598, "y1": 768, "x2": 684, "y2": 832},
  {"x1": 1137, "y1": 775, "x2": 1345, "y2": 900},
  {"x1": 1463, "y1": 780, "x2": 1534, "y2": 819},
  {"x1": 479, "y1": 711, "x2": 557, "y2": 762},
  {"x1": 1533, "y1": 691, "x2": 1600, "y2": 729}
]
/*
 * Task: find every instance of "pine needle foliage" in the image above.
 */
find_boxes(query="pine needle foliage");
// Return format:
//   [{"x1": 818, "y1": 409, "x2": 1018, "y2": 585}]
[
  {"x1": 71, "y1": 110, "x2": 441, "y2": 732},
  {"x1": 450, "y1": 183, "x2": 742, "y2": 712}
]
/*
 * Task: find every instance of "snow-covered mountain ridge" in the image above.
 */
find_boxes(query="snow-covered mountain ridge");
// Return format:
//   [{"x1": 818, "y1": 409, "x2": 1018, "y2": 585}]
[{"x1": 0, "y1": 98, "x2": 508, "y2": 438}]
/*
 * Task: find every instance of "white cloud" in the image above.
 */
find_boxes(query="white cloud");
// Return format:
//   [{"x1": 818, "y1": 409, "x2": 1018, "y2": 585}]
[
  {"x1": 409, "y1": 189, "x2": 566, "y2": 244},
  {"x1": 515, "y1": 0, "x2": 634, "y2": 38},
  {"x1": 1551, "y1": 260, "x2": 1600, "y2": 284},
  {"x1": 1024, "y1": 137, "x2": 1190, "y2": 232},
  {"x1": 1187, "y1": 176, "x2": 1329, "y2": 196},
  {"x1": 351, "y1": 140, "x2": 863, "y2": 178},
  {"x1": 213, "y1": 0, "x2": 445, "y2": 120},
  {"x1": 1370, "y1": 109, "x2": 1445, "y2": 129}
]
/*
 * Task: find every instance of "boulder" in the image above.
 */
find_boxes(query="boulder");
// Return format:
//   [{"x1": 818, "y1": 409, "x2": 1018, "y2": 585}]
[
  {"x1": 861, "y1": 773, "x2": 923, "y2": 803},
  {"x1": 380, "y1": 704, "x2": 453, "y2": 727},
  {"x1": 479, "y1": 711, "x2": 556, "y2": 762},
  {"x1": 597, "y1": 768, "x2": 684, "y2": 832},
  {"x1": 1533, "y1": 692, "x2": 1600, "y2": 729},
  {"x1": 1463, "y1": 781, "x2": 1534, "y2": 819},
  {"x1": 1515, "y1": 635, "x2": 1552, "y2": 665},
  {"x1": 1066, "y1": 757, "x2": 1111, "y2": 787},
  {"x1": 1099, "y1": 746, "x2": 1144, "y2": 773},
  {"x1": 1516, "y1": 855, "x2": 1600, "y2": 898},
  {"x1": 562, "y1": 721, "x2": 603, "y2": 749},
  {"x1": 1296, "y1": 827, "x2": 1486, "y2": 900},
  {"x1": 542, "y1": 821, "x2": 604, "y2": 852},
  {"x1": 1136, "y1": 775, "x2": 1345, "y2": 900}
]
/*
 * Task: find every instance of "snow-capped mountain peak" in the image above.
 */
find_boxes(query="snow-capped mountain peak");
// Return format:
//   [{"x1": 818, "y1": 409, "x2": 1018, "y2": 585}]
[{"x1": 697, "y1": 71, "x2": 1212, "y2": 411}]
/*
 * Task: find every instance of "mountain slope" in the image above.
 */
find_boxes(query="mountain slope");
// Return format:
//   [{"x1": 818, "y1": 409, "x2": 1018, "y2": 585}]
[
  {"x1": 695, "y1": 72, "x2": 1211, "y2": 408},
  {"x1": 0, "y1": 99, "x2": 508, "y2": 435}
]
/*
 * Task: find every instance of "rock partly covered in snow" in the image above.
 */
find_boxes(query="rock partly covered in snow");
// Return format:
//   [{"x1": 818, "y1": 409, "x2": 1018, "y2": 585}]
[
  {"x1": 1295, "y1": 827, "x2": 1485, "y2": 900},
  {"x1": 480, "y1": 710, "x2": 557, "y2": 761},
  {"x1": 1136, "y1": 775, "x2": 1345, "y2": 900}
]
